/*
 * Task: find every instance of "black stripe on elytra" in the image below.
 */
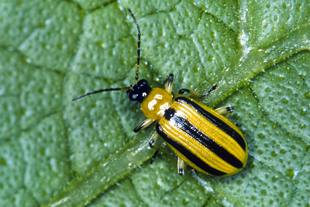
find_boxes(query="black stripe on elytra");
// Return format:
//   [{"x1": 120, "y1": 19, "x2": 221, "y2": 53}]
[
  {"x1": 175, "y1": 97, "x2": 246, "y2": 151},
  {"x1": 156, "y1": 122, "x2": 227, "y2": 176},
  {"x1": 164, "y1": 108, "x2": 243, "y2": 169}
]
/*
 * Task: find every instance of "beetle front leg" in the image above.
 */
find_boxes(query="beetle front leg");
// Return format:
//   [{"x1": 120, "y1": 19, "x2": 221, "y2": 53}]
[
  {"x1": 164, "y1": 74, "x2": 174, "y2": 94},
  {"x1": 134, "y1": 118, "x2": 154, "y2": 133},
  {"x1": 177, "y1": 85, "x2": 217, "y2": 98}
]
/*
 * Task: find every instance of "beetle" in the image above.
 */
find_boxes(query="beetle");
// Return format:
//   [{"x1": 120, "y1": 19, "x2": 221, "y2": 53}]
[{"x1": 72, "y1": 9, "x2": 248, "y2": 176}]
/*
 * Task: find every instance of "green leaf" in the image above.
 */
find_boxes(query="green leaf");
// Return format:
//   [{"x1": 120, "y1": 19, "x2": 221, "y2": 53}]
[{"x1": 0, "y1": 0, "x2": 310, "y2": 207}]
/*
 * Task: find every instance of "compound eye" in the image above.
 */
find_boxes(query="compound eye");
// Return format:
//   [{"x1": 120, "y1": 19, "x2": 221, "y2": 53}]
[
  {"x1": 128, "y1": 93, "x2": 138, "y2": 101},
  {"x1": 131, "y1": 93, "x2": 139, "y2": 100},
  {"x1": 137, "y1": 79, "x2": 148, "y2": 88},
  {"x1": 127, "y1": 90, "x2": 139, "y2": 101}
]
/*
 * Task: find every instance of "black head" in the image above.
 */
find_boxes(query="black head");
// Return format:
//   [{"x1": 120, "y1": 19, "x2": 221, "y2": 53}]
[{"x1": 127, "y1": 79, "x2": 152, "y2": 103}]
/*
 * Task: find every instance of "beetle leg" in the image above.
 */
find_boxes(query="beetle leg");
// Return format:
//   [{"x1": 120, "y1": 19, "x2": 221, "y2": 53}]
[
  {"x1": 164, "y1": 74, "x2": 174, "y2": 94},
  {"x1": 215, "y1": 106, "x2": 234, "y2": 118},
  {"x1": 177, "y1": 85, "x2": 217, "y2": 98},
  {"x1": 134, "y1": 118, "x2": 154, "y2": 133},
  {"x1": 178, "y1": 157, "x2": 187, "y2": 176},
  {"x1": 149, "y1": 131, "x2": 159, "y2": 148},
  {"x1": 150, "y1": 148, "x2": 160, "y2": 164}
]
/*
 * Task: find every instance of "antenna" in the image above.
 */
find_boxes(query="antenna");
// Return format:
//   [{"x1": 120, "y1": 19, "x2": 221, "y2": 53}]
[
  {"x1": 72, "y1": 9, "x2": 140, "y2": 102},
  {"x1": 72, "y1": 87, "x2": 131, "y2": 101},
  {"x1": 128, "y1": 8, "x2": 141, "y2": 83}
]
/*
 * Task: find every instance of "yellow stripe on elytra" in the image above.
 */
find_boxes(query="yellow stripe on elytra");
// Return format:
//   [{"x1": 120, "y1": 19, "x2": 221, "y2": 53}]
[
  {"x1": 172, "y1": 101, "x2": 246, "y2": 163},
  {"x1": 165, "y1": 142, "x2": 214, "y2": 175},
  {"x1": 194, "y1": 99, "x2": 245, "y2": 143},
  {"x1": 158, "y1": 116, "x2": 238, "y2": 174}
]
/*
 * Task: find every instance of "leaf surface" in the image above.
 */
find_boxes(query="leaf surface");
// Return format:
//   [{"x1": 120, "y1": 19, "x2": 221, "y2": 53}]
[{"x1": 0, "y1": 0, "x2": 310, "y2": 206}]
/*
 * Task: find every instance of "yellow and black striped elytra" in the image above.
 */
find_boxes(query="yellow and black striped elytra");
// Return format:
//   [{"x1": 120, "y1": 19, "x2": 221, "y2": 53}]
[
  {"x1": 156, "y1": 97, "x2": 247, "y2": 176},
  {"x1": 72, "y1": 9, "x2": 248, "y2": 176}
]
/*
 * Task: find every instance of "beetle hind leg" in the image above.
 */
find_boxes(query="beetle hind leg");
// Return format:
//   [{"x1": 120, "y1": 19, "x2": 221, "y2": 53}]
[
  {"x1": 150, "y1": 149, "x2": 160, "y2": 164},
  {"x1": 178, "y1": 157, "x2": 187, "y2": 176},
  {"x1": 149, "y1": 132, "x2": 161, "y2": 163},
  {"x1": 149, "y1": 131, "x2": 159, "y2": 148},
  {"x1": 215, "y1": 106, "x2": 234, "y2": 118}
]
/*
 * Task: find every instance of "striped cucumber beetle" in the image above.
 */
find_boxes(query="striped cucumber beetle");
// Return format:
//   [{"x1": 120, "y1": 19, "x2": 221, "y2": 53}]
[{"x1": 72, "y1": 9, "x2": 248, "y2": 176}]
